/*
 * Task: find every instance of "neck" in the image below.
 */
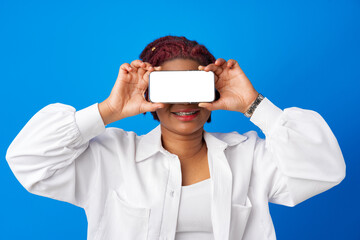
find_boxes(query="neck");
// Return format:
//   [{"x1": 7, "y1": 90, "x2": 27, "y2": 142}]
[{"x1": 160, "y1": 125, "x2": 206, "y2": 163}]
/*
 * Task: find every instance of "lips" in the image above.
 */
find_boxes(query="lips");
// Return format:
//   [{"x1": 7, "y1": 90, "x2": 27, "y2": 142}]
[
  {"x1": 171, "y1": 109, "x2": 200, "y2": 115},
  {"x1": 171, "y1": 109, "x2": 201, "y2": 121},
  {"x1": 173, "y1": 111, "x2": 198, "y2": 116}
]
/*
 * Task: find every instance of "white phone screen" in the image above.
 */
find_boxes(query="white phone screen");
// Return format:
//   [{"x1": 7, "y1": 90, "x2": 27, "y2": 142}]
[{"x1": 149, "y1": 70, "x2": 215, "y2": 103}]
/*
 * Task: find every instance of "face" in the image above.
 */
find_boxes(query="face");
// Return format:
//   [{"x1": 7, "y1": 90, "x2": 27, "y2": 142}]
[{"x1": 155, "y1": 58, "x2": 211, "y2": 136}]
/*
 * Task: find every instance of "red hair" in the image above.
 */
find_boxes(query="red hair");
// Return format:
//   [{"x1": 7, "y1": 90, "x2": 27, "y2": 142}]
[
  {"x1": 139, "y1": 35, "x2": 218, "y2": 122},
  {"x1": 140, "y1": 36, "x2": 216, "y2": 67}
]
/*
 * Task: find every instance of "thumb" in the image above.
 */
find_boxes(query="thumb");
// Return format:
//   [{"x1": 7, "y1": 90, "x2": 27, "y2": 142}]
[
  {"x1": 198, "y1": 101, "x2": 221, "y2": 111},
  {"x1": 141, "y1": 102, "x2": 165, "y2": 113}
]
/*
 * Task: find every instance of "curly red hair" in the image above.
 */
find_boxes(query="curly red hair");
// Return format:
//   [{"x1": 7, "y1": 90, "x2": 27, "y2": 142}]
[
  {"x1": 140, "y1": 35, "x2": 216, "y2": 67},
  {"x1": 139, "y1": 35, "x2": 218, "y2": 122}
]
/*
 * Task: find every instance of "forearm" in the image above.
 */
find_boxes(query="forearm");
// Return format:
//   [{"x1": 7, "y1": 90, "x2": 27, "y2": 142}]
[{"x1": 99, "y1": 100, "x2": 118, "y2": 125}]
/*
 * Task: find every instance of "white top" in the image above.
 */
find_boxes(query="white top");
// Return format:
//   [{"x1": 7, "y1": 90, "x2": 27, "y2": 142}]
[
  {"x1": 175, "y1": 178, "x2": 213, "y2": 240},
  {"x1": 5, "y1": 98, "x2": 346, "y2": 240}
]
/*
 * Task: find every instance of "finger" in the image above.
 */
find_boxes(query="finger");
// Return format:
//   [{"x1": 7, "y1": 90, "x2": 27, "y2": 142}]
[
  {"x1": 142, "y1": 62, "x2": 154, "y2": 71},
  {"x1": 204, "y1": 63, "x2": 224, "y2": 76},
  {"x1": 138, "y1": 63, "x2": 154, "y2": 77},
  {"x1": 214, "y1": 74, "x2": 219, "y2": 84},
  {"x1": 133, "y1": 62, "x2": 153, "y2": 79},
  {"x1": 137, "y1": 65, "x2": 148, "y2": 77},
  {"x1": 215, "y1": 58, "x2": 226, "y2": 66},
  {"x1": 154, "y1": 66, "x2": 162, "y2": 71},
  {"x1": 142, "y1": 69, "x2": 153, "y2": 84},
  {"x1": 198, "y1": 102, "x2": 212, "y2": 110},
  {"x1": 140, "y1": 102, "x2": 165, "y2": 113},
  {"x1": 198, "y1": 65, "x2": 205, "y2": 70},
  {"x1": 119, "y1": 63, "x2": 132, "y2": 74},
  {"x1": 227, "y1": 59, "x2": 238, "y2": 69},
  {"x1": 131, "y1": 59, "x2": 146, "y2": 69},
  {"x1": 204, "y1": 63, "x2": 219, "y2": 71},
  {"x1": 198, "y1": 100, "x2": 222, "y2": 111}
]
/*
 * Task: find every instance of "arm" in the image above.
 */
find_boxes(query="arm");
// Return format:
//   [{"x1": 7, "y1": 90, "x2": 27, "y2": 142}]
[
  {"x1": 251, "y1": 98, "x2": 345, "y2": 206},
  {"x1": 199, "y1": 58, "x2": 345, "y2": 206},
  {"x1": 6, "y1": 60, "x2": 164, "y2": 207},
  {"x1": 6, "y1": 103, "x2": 105, "y2": 207}
]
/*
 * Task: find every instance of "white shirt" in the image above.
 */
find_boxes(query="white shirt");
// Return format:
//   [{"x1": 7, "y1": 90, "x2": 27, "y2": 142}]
[
  {"x1": 176, "y1": 178, "x2": 213, "y2": 239},
  {"x1": 6, "y1": 98, "x2": 346, "y2": 240}
]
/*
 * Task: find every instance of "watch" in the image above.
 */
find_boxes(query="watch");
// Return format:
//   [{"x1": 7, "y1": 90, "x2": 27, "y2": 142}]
[{"x1": 244, "y1": 93, "x2": 264, "y2": 118}]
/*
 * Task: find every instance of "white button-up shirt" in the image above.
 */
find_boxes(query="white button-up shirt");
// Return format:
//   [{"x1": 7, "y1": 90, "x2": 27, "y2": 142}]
[{"x1": 6, "y1": 98, "x2": 346, "y2": 240}]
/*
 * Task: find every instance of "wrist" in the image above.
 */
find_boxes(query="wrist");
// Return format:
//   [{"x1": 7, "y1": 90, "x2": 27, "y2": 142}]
[
  {"x1": 98, "y1": 100, "x2": 119, "y2": 125},
  {"x1": 244, "y1": 93, "x2": 264, "y2": 118},
  {"x1": 242, "y1": 90, "x2": 259, "y2": 113}
]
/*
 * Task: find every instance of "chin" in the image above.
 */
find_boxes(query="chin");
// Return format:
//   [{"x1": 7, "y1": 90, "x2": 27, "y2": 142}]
[
  {"x1": 159, "y1": 119, "x2": 206, "y2": 136},
  {"x1": 157, "y1": 109, "x2": 210, "y2": 136},
  {"x1": 174, "y1": 123, "x2": 204, "y2": 135}
]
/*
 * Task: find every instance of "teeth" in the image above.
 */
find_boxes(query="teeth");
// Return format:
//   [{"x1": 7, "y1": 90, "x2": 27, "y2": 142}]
[{"x1": 174, "y1": 111, "x2": 197, "y2": 116}]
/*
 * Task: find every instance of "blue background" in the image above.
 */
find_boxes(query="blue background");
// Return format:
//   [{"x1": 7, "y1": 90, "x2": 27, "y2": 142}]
[{"x1": 1, "y1": 0, "x2": 359, "y2": 239}]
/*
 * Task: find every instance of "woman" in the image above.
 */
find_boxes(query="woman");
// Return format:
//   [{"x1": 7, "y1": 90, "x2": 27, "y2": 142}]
[{"x1": 6, "y1": 36, "x2": 346, "y2": 240}]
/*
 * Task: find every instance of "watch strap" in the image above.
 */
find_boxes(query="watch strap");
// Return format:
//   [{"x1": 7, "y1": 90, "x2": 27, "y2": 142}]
[{"x1": 244, "y1": 93, "x2": 264, "y2": 118}]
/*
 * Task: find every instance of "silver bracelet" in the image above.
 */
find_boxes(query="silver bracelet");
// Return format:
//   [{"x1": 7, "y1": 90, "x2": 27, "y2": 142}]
[{"x1": 244, "y1": 93, "x2": 264, "y2": 118}]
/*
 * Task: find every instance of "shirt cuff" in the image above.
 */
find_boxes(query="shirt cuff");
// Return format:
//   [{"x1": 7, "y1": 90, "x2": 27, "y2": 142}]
[
  {"x1": 250, "y1": 98, "x2": 283, "y2": 135},
  {"x1": 75, "y1": 103, "x2": 106, "y2": 143}
]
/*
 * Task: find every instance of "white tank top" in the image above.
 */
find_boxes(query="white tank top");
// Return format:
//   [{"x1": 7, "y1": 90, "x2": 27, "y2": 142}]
[{"x1": 175, "y1": 178, "x2": 214, "y2": 240}]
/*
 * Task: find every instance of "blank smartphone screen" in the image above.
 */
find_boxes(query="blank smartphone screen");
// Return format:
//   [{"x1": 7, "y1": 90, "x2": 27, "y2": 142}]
[{"x1": 149, "y1": 70, "x2": 215, "y2": 103}]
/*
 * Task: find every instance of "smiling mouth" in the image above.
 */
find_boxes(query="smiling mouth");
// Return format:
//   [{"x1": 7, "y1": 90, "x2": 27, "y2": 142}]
[{"x1": 172, "y1": 111, "x2": 199, "y2": 116}]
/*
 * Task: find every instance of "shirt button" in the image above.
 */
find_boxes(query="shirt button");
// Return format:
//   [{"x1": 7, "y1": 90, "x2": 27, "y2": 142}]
[{"x1": 169, "y1": 190, "x2": 174, "y2": 197}]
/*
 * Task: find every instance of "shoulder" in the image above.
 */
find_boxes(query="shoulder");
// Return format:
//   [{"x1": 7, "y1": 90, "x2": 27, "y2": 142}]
[
  {"x1": 90, "y1": 127, "x2": 139, "y2": 148},
  {"x1": 89, "y1": 126, "x2": 160, "y2": 150}
]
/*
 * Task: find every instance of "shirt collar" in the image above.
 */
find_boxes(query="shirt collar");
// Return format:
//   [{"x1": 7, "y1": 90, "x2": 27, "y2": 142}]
[
  {"x1": 135, "y1": 125, "x2": 248, "y2": 162},
  {"x1": 135, "y1": 125, "x2": 163, "y2": 162}
]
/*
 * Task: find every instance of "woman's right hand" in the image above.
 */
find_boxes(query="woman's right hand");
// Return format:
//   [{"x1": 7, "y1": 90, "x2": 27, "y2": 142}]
[{"x1": 99, "y1": 60, "x2": 164, "y2": 125}]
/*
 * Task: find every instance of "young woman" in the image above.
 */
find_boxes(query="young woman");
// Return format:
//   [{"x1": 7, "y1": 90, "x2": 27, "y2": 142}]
[{"x1": 6, "y1": 36, "x2": 346, "y2": 240}]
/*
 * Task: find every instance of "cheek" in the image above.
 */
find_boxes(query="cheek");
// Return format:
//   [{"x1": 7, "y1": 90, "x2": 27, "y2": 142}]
[
  {"x1": 204, "y1": 111, "x2": 211, "y2": 121},
  {"x1": 155, "y1": 109, "x2": 164, "y2": 120},
  {"x1": 155, "y1": 106, "x2": 170, "y2": 121},
  {"x1": 202, "y1": 109, "x2": 211, "y2": 117}
]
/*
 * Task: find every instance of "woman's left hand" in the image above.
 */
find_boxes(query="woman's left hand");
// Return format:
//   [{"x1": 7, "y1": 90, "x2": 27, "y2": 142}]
[{"x1": 198, "y1": 58, "x2": 259, "y2": 113}]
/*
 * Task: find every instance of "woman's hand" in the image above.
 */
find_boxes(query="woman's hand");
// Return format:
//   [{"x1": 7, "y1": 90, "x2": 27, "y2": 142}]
[
  {"x1": 198, "y1": 58, "x2": 258, "y2": 113},
  {"x1": 99, "y1": 60, "x2": 164, "y2": 125}
]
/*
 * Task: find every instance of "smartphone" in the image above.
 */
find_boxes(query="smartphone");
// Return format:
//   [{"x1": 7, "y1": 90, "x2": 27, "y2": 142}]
[{"x1": 148, "y1": 70, "x2": 215, "y2": 103}]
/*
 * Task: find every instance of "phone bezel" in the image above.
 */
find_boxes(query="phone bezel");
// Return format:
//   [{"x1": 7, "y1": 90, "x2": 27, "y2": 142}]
[{"x1": 148, "y1": 70, "x2": 215, "y2": 104}]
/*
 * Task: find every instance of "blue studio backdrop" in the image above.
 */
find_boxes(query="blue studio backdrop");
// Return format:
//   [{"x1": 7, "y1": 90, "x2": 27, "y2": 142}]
[{"x1": 1, "y1": 0, "x2": 359, "y2": 239}]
